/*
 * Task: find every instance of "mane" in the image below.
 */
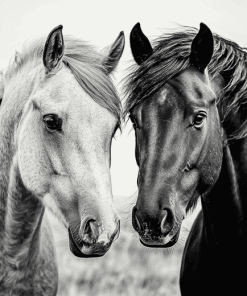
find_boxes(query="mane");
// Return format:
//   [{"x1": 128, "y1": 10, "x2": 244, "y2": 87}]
[
  {"x1": 4, "y1": 35, "x2": 122, "y2": 122},
  {"x1": 124, "y1": 26, "x2": 247, "y2": 140}
]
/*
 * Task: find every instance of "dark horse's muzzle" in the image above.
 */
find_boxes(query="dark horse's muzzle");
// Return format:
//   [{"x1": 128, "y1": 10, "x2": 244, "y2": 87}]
[{"x1": 132, "y1": 206, "x2": 181, "y2": 248}]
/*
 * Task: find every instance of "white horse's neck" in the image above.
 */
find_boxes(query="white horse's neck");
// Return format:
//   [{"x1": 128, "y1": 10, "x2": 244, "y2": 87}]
[
  {"x1": 0, "y1": 67, "x2": 45, "y2": 280},
  {"x1": 0, "y1": 152, "x2": 56, "y2": 293},
  {"x1": 0, "y1": 66, "x2": 36, "y2": 237},
  {"x1": 4, "y1": 156, "x2": 44, "y2": 267}
]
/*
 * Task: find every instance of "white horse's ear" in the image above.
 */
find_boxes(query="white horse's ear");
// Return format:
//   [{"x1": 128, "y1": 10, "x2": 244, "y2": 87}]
[
  {"x1": 102, "y1": 31, "x2": 125, "y2": 74},
  {"x1": 43, "y1": 25, "x2": 64, "y2": 72},
  {"x1": 0, "y1": 71, "x2": 4, "y2": 105}
]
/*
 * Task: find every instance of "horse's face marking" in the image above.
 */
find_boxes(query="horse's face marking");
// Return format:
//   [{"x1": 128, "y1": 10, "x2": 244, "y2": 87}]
[{"x1": 131, "y1": 68, "x2": 223, "y2": 246}]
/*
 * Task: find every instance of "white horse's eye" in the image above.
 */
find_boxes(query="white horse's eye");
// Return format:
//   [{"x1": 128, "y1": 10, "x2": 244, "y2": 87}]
[{"x1": 43, "y1": 114, "x2": 62, "y2": 132}]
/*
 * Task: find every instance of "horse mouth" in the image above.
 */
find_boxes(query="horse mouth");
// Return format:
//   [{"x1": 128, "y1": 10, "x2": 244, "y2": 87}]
[
  {"x1": 68, "y1": 228, "x2": 108, "y2": 258},
  {"x1": 139, "y1": 227, "x2": 181, "y2": 248}
]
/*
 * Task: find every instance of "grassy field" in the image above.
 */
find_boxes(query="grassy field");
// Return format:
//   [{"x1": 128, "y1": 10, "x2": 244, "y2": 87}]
[{"x1": 48, "y1": 196, "x2": 200, "y2": 296}]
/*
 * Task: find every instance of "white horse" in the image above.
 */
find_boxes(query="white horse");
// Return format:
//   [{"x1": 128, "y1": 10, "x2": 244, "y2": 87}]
[{"x1": 0, "y1": 25, "x2": 124, "y2": 295}]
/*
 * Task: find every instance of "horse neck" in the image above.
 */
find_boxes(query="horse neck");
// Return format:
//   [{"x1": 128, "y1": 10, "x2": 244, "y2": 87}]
[
  {"x1": 5, "y1": 158, "x2": 44, "y2": 265},
  {"x1": 0, "y1": 66, "x2": 44, "y2": 269},
  {"x1": 201, "y1": 139, "x2": 246, "y2": 245},
  {"x1": 0, "y1": 64, "x2": 39, "y2": 214}
]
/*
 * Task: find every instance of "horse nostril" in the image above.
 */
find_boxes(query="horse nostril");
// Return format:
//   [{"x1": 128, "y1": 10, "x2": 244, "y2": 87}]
[
  {"x1": 111, "y1": 220, "x2": 120, "y2": 242},
  {"x1": 132, "y1": 207, "x2": 142, "y2": 233},
  {"x1": 84, "y1": 219, "x2": 99, "y2": 242},
  {"x1": 160, "y1": 209, "x2": 174, "y2": 235}
]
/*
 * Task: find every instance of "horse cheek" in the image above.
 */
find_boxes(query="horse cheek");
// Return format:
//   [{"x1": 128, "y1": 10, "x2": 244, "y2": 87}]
[
  {"x1": 199, "y1": 122, "x2": 223, "y2": 192},
  {"x1": 17, "y1": 112, "x2": 51, "y2": 197}
]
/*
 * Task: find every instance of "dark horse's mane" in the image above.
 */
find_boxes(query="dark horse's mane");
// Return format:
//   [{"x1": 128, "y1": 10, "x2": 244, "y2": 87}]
[{"x1": 124, "y1": 26, "x2": 247, "y2": 140}]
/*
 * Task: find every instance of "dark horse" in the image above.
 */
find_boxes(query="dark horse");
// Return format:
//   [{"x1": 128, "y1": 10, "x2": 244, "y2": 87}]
[{"x1": 124, "y1": 23, "x2": 246, "y2": 295}]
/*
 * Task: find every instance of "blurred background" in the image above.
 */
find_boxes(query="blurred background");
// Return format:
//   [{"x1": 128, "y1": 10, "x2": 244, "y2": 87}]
[{"x1": 1, "y1": 0, "x2": 246, "y2": 295}]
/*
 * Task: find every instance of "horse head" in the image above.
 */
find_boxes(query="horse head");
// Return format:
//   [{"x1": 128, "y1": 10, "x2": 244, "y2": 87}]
[
  {"x1": 127, "y1": 23, "x2": 223, "y2": 247},
  {"x1": 16, "y1": 26, "x2": 125, "y2": 257}
]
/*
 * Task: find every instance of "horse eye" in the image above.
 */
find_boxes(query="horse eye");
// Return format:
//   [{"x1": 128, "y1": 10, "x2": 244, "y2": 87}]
[
  {"x1": 193, "y1": 112, "x2": 206, "y2": 128},
  {"x1": 43, "y1": 114, "x2": 62, "y2": 132}
]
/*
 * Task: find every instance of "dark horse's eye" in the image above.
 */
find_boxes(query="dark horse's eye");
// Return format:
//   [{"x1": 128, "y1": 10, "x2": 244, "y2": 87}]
[
  {"x1": 193, "y1": 112, "x2": 206, "y2": 128},
  {"x1": 43, "y1": 114, "x2": 62, "y2": 132}
]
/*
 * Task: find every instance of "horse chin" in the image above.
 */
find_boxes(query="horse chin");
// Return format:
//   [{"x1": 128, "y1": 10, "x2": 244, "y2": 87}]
[
  {"x1": 139, "y1": 228, "x2": 181, "y2": 248},
  {"x1": 68, "y1": 229, "x2": 108, "y2": 258}
]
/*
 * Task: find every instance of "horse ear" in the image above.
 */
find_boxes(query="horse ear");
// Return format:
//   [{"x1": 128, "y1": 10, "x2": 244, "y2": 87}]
[
  {"x1": 43, "y1": 25, "x2": 64, "y2": 72},
  {"x1": 190, "y1": 23, "x2": 214, "y2": 73},
  {"x1": 130, "y1": 23, "x2": 153, "y2": 65},
  {"x1": 102, "y1": 31, "x2": 125, "y2": 74}
]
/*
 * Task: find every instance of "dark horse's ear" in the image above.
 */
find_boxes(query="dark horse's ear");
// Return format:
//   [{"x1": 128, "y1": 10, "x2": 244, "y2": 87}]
[
  {"x1": 102, "y1": 31, "x2": 125, "y2": 74},
  {"x1": 190, "y1": 23, "x2": 214, "y2": 73},
  {"x1": 130, "y1": 23, "x2": 153, "y2": 65},
  {"x1": 43, "y1": 25, "x2": 64, "y2": 72}
]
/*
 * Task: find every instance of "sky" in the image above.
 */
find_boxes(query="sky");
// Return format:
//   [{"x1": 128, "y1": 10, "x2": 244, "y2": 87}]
[{"x1": 1, "y1": 0, "x2": 247, "y2": 197}]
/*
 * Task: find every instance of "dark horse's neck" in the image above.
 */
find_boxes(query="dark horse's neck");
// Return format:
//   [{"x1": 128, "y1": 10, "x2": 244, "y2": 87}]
[
  {"x1": 200, "y1": 136, "x2": 247, "y2": 291},
  {"x1": 193, "y1": 139, "x2": 246, "y2": 295},
  {"x1": 180, "y1": 139, "x2": 247, "y2": 295},
  {"x1": 202, "y1": 139, "x2": 245, "y2": 246}
]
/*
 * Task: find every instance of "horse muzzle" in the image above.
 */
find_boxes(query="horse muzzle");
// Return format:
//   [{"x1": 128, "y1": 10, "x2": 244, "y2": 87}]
[
  {"x1": 68, "y1": 219, "x2": 120, "y2": 257},
  {"x1": 139, "y1": 227, "x2": 181, "y2": 248},
  {"x1": 132, "y1": 206, "x2": 181, "y2": 248}
]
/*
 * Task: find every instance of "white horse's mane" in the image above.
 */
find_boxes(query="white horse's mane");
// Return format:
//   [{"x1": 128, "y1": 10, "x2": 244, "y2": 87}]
[{"x1": 4, "y1": 35, "x2": 122, "y2": 121}]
